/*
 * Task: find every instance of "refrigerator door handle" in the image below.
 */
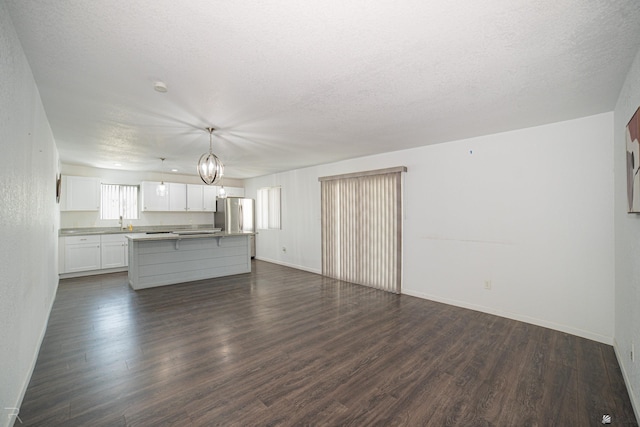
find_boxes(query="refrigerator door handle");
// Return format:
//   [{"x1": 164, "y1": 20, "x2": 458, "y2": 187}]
[{"x1": 239, "y1": 204, "x2": 244, "y2": 232}]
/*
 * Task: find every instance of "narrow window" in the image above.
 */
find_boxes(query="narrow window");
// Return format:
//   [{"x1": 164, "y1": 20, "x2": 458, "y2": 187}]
[{"x1": 257, "y1": 186, "x2": 281, "y2": 230}]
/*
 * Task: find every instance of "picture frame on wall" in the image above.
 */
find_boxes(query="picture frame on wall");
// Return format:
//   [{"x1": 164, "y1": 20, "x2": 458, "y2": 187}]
[{"x1": 626, "y1": 106, "x2": 640, "y2": 213}]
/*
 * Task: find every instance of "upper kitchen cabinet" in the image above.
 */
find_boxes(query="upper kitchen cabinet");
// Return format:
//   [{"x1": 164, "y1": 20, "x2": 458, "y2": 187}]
[
  {"x1": 224, "y1": 187, "x2": 245, "y2": 197},
  {"x1": 61, "y1": 176, "x2": 100, "y2": 211},
  {"x1": 142, "y1": 181, "x2": 219, "y2": 212},
  {"x1": 141, "y1": 181, "x2": 170, "y2": 211},
  {"x1": 169, "y1": 183, "x2": 187, "y2": 211},
  {"x1": 187, "y1": 184, "x2": 219, "y2": 212},
  {"x1": 202, "y1": 186, "x2": 217, "y2": 211},
  {"x1": 186, "y1": 184, "x2": 204, "y2": 211}
]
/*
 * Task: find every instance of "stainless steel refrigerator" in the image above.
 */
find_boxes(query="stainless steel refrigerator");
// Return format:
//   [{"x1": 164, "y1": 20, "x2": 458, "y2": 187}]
[{"x1": 214, "y1": 197, "x2": 256, "y2": 257}]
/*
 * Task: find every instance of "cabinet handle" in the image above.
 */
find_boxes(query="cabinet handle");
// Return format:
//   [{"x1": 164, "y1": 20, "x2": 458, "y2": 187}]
[{"x1": 80, "y1": 238, "x2": 87, "y2": 241}]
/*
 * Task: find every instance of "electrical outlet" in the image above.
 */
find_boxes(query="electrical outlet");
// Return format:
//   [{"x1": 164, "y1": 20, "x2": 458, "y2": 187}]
[{"x1": 484, "y1": 280, "x2": 492, "y2": 290}]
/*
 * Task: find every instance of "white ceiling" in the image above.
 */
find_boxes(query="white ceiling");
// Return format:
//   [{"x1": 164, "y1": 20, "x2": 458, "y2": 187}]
[{"x1": 6, "y1": 0, "x2": 640, "y2": 179}]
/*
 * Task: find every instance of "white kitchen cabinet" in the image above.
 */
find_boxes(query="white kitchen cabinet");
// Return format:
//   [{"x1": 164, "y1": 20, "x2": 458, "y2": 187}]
[
  {"x1": 224, "y1": 186, "x2": 245, "y2": 197},
  {"x1": 101, "y1": 234, "x2": 128, "y2": 268},
  {"x1": 190, "y1": 184, "x2": 218, "y2": 211},
  {"x1": 202, "y1": 185, "x2": 218, "y2": 211},
  {"x1": 62, "y1": 176, "x2": 100, "y2": 211},
  {"x1": 169, "y1": 183, "x2": 187, "y2": 211},
  {"x1": 187, "y1": 184, "x2": 204, "y2": 211},
  {"x1": 142, "y1": 181, "x2": 220, "y2": 212},
  {"x1": 141, "y1": 181, "x2": 170, "y2": 211},
  {"x1": 64, "y1": 235, "x2": 101, "y2": 273}
]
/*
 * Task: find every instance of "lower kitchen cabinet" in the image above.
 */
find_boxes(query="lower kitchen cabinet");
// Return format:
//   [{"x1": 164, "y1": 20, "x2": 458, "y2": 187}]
[
  {"x1": 64, "y1": 235, "x2": 101, "y2": 273},
  {"x1": 60, "y1": 234, "x2": 129, "y2": 276},
  {"x1": 101, "y1": 234, "x2": 129, "y2": 268}
]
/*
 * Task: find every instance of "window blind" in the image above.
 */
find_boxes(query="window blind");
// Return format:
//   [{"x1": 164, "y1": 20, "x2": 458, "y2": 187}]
[
  {"x1": 320, "y1": 167, "x2": 405, "y2": 294},
  {"x1": 100, "y1": 184, "x2": 139, "y2": 220},
  {"x1": 257, "y1": 186, "x2": 281, "y2": 230}
]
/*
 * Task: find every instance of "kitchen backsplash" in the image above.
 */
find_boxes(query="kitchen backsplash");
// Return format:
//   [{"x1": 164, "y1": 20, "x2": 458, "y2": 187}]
[{"x1": 60, "y1": 210, "x2": 215, "y2": 229}]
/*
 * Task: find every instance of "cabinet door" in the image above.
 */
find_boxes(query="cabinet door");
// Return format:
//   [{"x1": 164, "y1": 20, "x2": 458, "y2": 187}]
[
  {"x1": 187, "y1": 184, "x2": 204, "y2": 212},
  {"x1": 225, "y1": 186, "x2": 245, "y2": 197},
  {"x1": 202, "y1": 186, "x2": 218, "y2": 211},
  {"x1": 63, "y1": 176, "x2": 100, "y2": 211},
  {"x1": 58, "y1": 237, "x2": 66, "y2": 273},
  {"x1": 141, "y1": 181, "x2": 170, "y2": 211},
  {"x1": 169, "y1": 183, "x2": 187, "y2": 211},
  {"x1": 124, "y1": 238, "x2": 129, "y2": 267},
  {"x1": 65, "y1": 236, "x2": 101, "y2": 272},
  {"x1": 101, "y1": 235, "x2": 127, "y2": 268}
]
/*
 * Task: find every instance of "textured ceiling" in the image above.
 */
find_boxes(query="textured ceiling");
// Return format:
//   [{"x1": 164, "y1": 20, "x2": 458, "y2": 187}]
[{"x1": 5, "y1": 0, "x2": 640, "y2": 179}]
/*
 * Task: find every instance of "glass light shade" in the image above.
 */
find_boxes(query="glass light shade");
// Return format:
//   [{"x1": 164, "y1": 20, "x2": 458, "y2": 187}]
[
  {"x1": 156, "y1": 182, "x2": 167, "y2": 197},
  {"x1": 198, "y1": 152, "x2": 224, "y2": 185},
  {"x1": 218, "y1": 185, "x2": 226, "y2": 198}
]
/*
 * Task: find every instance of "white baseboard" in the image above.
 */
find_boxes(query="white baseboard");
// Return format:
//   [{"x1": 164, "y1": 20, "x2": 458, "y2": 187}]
[
  {"x1": 59, "y1": 266, "x2": 127, "y2": 279},
  {"x1": 254, "y1": 256, "x2": 321, "y2": 275},
  {"x1": 402, "y1": 288, "x2": 612, "y2": 345},
  {"x1": 613, "y1": 338, "x2": 640, "y2": 424},
  {"x1": 8, "y1": 277, "x2": 59, "y2": 427}
]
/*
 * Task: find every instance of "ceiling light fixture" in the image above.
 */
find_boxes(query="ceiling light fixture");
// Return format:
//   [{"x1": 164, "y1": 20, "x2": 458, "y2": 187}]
[
  {"x1": 197, "y1": 127, "x2": 224, "y2": 185},
  {"x1": 157, "y1": 157, "x2": 167, "y2": 197}
]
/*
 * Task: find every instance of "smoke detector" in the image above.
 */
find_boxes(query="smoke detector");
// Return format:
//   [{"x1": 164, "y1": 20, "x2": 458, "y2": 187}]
[{"x1": 153, "y1": 81, "x2": 168, "y2": 93}]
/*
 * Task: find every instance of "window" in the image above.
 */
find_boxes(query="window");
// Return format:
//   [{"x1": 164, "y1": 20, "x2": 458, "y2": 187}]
[
  {"x1": 101, "y1": 184, "x2": 139, "y2": 220},
  {"x1": 257, "y1": 186, "x2": 281, "y2": 230}
]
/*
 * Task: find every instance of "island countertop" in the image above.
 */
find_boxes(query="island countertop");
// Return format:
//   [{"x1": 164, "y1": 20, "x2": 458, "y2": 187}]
[{"x1": 125, "y1": 230, "x2": 254, "y2": 241}]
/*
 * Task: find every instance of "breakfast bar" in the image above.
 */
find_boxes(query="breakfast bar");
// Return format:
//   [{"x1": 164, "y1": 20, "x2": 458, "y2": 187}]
[{"x1": 126, "y1": 231, "x2": 252, "y2": 290}]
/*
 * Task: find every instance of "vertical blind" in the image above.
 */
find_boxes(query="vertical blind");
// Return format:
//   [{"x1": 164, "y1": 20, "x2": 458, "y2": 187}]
[
  {"x1": 319, "y1": 167, "x2": 406, "y2": 294},
  {"x1": 257, "y1": 186, "x2": 281, "y2": 230},
  {"x1": 100, "y1": 184, "x2": 139, "y2": 220}
]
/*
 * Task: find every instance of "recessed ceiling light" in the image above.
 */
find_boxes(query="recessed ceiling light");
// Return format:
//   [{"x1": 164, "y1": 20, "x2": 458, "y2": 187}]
[
  {"x1": 114, "y1": 163, "x2": 122, "y2": 167},
  {"x1": 171, "y1": 168, "x2": 178, "y2": 172},
  {"x1": 153, "y1": 81, "x2": 168, "y2": 93}
]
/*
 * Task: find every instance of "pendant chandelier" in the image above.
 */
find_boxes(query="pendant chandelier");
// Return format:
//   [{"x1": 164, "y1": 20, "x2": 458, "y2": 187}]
[
  {"x1": 197, "y1": 127, "x2": 224, "y2": 185},
  {"x1": 156, "y1": 157, "x2": 167, "y2": 197}
]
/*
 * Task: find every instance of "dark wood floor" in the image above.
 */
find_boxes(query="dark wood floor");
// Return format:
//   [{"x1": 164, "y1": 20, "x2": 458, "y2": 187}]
[{"x1": 18, "y1": 260, "x2": 637, "y2": 426}]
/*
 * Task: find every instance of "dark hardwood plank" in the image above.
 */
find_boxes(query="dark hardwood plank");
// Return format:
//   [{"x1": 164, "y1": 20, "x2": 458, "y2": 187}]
[{"x1": 16, "y1": 260, "x2": 637, "y2": 426}]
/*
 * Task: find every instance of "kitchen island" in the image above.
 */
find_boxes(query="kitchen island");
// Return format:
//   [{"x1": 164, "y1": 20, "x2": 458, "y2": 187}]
[{"x1": 126, "y1": 231, "x2": 252, "y2": 290}]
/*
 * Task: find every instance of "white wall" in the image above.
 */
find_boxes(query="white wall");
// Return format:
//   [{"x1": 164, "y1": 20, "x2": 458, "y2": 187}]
[
  {"x1": 614, "y1": 46, "x2": 640, "y2": 420},
  {"x1": 59, "y1": 164, "x2": 244, "y2": 229},
  {"x1": 246, "y1": 112, "x2": 615, "y2": 344},
  {"x1": 0, "y1": 3, "x2": 60, "y2": 426}
]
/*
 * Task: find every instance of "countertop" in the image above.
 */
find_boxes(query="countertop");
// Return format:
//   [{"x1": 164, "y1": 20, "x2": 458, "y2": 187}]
[
  {"x1": 126, "y1": 231, "x2": 254, "y2": 241},
  {"x1": 59, "y1": 225, "x2": 220, "y2": 236}
]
